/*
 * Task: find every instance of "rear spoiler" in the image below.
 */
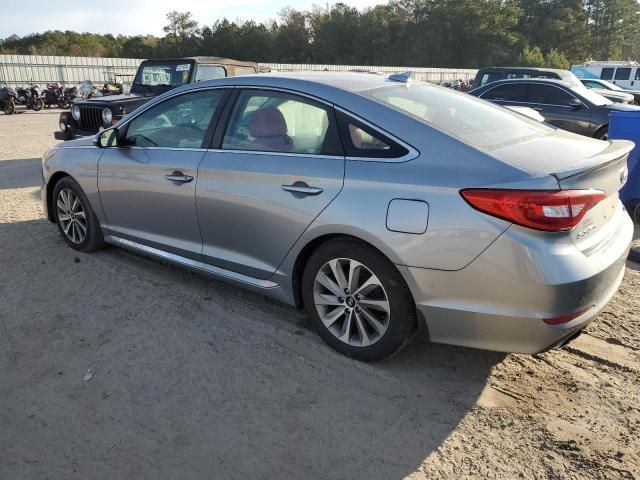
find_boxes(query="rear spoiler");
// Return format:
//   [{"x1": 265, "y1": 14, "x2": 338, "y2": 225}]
[{"x1": 552, "y1": 140, "x2": 634, "y2": 181}]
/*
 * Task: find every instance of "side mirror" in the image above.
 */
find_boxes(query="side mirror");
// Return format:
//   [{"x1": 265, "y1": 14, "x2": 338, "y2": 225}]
[
  {"x1": 94, "y1": 128, "x2": 119, "y2": 148},
  {"x1": 568, "y1": 98, "x2": 583, "y2": 110}
]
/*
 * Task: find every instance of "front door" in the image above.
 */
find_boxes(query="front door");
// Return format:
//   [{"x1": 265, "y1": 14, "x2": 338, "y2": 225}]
[
  {"x1": 524, "y1": 83, "x2": 592, "y2": 136},
  {"x1": 98, "y1": 88, "x2": 228, "y2": 259},
  {"x1": 196, "y1": 89, "x2": 345, "y2": 279}
]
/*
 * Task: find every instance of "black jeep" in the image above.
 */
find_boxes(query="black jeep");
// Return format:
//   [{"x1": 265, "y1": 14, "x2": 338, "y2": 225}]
[{"x1": 55, "y1": 57, "x2": 259, "y2": 140}]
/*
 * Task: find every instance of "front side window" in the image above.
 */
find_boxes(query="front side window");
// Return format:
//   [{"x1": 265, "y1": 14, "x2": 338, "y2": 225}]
[
  {"x1": 125, "y1": 89, "x2": 226, "y2": 148},
  {"x1": 615, "y1": 68, "x2": 631, "y2": 80},
  {"x1": 526, "y1": 85, "x2": 573, "y2": 105},
  {"x1": 222, "y1": 90, "x2": 339, "y2": 155},
  {"x1": 601, "y1": 68, "x2": 614, "y2": 80},
  {"x1": 195, "y1": 65, "x2": 226, "y2": 82},
  {"x1": 364, "y1": 83, "x2": 551, "y2": 151}
]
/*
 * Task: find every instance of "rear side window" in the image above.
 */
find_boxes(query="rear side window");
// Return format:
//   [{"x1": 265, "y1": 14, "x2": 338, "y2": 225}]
[
  {"x1": 526, "y1": 85, "x2": 573, "y2": 105},
  {"x1": 601, "y1": 68, "x2": 614, "y2": 80},
  {"x1": 615, "y1": 68, "x2": 631, "y2": 80},
  {"x1": 336, "y1": 111, "x2": 408, "y2": 159},
  {"x1": 481, "y1": 84, "x2": 526, "y2": 101},
  {"x1": 195, "y1": 65, "x2": 226, "y2": 82},
  {"x1": 222, "y1": 90, "x2": 342, "y2": 155},
  {"x1": 234, "y1": 66, "x2": 257, "y2": 76}
]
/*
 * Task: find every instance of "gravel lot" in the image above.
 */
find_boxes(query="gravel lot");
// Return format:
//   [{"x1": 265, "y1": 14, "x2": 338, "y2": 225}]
[{"x1": 1, "y1": 110, "x2": 639, "y2": 479}]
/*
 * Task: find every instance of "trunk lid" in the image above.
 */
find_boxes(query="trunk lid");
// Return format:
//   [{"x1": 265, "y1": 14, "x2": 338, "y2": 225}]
[{"x1": 552, "y1": 140, "x2": 633, "y2": 254}]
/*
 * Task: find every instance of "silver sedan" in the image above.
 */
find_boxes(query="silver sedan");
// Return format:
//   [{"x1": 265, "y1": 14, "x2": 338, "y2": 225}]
[{"x1": 41, "y1": 72, "x2": 634, "y2": 361}]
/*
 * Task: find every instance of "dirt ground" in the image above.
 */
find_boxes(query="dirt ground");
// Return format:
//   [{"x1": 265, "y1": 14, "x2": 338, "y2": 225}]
[{"x1": 0, "y1": 110, "x2": 639, "y2": 480}]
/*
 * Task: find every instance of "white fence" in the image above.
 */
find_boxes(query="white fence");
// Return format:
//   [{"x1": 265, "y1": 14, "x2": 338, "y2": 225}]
[{"x1": 0, "y1": 55, "x2": 477, "y2": 88}]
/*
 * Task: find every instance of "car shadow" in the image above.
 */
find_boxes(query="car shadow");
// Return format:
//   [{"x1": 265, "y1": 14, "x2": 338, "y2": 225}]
[
  {"x1": 0, "y1": 218, "x2": 504, "y2": 480},
  {"x1": 0, "y1": 158, "x2": 42, "y2": 189}
]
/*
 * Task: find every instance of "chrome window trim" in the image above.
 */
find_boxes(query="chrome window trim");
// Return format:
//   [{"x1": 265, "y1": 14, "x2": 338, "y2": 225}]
[
  {"x1": 109, "y1": 236, "x2": 279, "y2": 289},
  {"x1": 207, "y1": 149, "x2": 342, "y2": 160},
  {"x1": 115, "y1": 86, "x2": 233, "y2": 131},
  {"x1": 334, "y1": 106, "x2": 419, "y2": 163}
]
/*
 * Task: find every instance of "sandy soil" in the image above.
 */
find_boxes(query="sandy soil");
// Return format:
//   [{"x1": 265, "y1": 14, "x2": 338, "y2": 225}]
[{"x1": 0, "y1": 110, "x2": 639, "y2": 480}]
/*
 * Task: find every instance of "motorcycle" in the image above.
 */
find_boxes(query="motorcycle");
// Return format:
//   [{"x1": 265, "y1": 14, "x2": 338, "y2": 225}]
[
  {"x1": 0, "y1": 83, "x2": 17, "y2": 115},
  {"x1": 78, "y1": 80, "x2": 103, "y2": 99},
  {"x1": 15, "y1": 84, "x2": 44, "y2": 111},
  {"x1": 64, "y1": 85, "x2": 79, "y2": 104},
  {"x1": 42, "y1": 82, "x2": 71, "y2": 109}
]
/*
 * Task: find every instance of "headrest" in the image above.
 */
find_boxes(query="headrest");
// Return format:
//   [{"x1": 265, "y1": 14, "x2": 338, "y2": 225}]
[{"x1": 249, "y1": 107, "x2": 288, "y2": 138}]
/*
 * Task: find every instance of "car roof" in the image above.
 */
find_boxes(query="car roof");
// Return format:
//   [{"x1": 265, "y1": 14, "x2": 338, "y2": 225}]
[
  {"x1": 141, "y1": 57, "x2": 258, "y2": 67},
  {"x1": 179, "y1": 71, "x2": 420, "y2": 95},
  {"x1": 477, "y1": 78, "x2": 574, "y2": 89},
  {"x1": 478, "y1": 67, "x2": 567, "y2": 74}
]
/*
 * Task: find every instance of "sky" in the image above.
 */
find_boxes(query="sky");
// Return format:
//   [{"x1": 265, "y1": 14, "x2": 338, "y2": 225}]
[{"x1": 0, "y1": 0, "x2": 385, "y2": 38}]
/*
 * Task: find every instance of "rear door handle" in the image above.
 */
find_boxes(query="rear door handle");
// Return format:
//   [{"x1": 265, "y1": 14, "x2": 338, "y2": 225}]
[
  {"x1": 165, "y1": 171, "x2": 193, "y2": 183},
  {"x1": 282, "y1": 182, "x2": 323, "y2": 196}
]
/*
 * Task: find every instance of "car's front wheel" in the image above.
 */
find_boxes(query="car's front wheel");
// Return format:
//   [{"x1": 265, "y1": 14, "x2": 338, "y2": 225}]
[
  {"x1": 302, "y1": 239, "x2": 416, "y2": 361},
  {"x1": 53, "y1": 177, "x2": 105, "y2": 252}
]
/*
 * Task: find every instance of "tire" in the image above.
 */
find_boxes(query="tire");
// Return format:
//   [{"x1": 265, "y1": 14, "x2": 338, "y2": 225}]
[
  {"x1": 3, "y1": 99, "x2": 15, "y2": 115},
  {"x1": 52, "y1": 177, "x2": 105, "y2": 252},
  {"x1": 301, "y1": 239, "x2": 417, "y2": 361},
  {"x1": 596, "y1": 126, "x2": 609, "y2": 141},
  {"x1": 32, "y1": 98, "x2": 43, "y2": 111}
]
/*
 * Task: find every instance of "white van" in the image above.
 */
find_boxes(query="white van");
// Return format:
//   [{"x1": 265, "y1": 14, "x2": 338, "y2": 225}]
[{"x1": 571, "y1": 61, "x2": 640, "y2": 89}]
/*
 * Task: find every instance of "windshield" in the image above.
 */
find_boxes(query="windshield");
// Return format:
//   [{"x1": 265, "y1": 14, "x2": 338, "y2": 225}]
[
  {"x1": 573, "y1": 85, "x2": 612, "y2": 106},
  {"x1": 557, "y1": 71, "x2": 582, "y2": 88},
  {"x1": 132, "y1": 62, "x2": 193, "y2": 93},
  {"x1": 363, "y1": 83, "x2": 552, "y2": 150}
]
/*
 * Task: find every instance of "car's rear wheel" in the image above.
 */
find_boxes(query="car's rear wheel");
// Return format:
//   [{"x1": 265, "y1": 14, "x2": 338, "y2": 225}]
[
  {"x1": 53, "y1": 177, "x2": 105, "y2": 252},
  {"x1": 302, "y1": 239, "x2": 416, "y2": 361}
]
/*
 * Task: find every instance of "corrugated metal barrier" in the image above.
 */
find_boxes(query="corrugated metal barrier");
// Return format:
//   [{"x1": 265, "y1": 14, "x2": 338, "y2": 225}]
[{"x1": 0, "y1": 55, "x2": 478, "y2": 89}]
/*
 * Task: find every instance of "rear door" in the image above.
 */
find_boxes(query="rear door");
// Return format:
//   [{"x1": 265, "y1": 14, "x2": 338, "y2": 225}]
[
  {"x1": 524, "y1": 83, "x2": 592, "y2": 136},
  {"x1": 98, "y1": 88, "x2": 229, "y2": 259},
  {"x1": 196, "y1": 89, "x2": 345, "y2": 280}
]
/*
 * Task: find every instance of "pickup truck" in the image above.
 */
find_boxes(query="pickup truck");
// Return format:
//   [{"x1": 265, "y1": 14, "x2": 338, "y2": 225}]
[{"x1": 55, "y1": 56, "x2": 259, "y2": 140}]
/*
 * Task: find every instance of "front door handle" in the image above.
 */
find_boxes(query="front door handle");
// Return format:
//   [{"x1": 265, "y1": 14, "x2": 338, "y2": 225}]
[
  {"x1": 282, "y1": 182, "x2": 323, "y2": 196},
  {"x1": 165, "y1": 171, "x2": 193, "y2": 183}
]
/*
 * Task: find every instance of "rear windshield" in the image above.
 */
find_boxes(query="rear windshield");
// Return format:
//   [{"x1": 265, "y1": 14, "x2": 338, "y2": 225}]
[{"x1": 363, "y1": 83, "x2": 552, "y2": 150}]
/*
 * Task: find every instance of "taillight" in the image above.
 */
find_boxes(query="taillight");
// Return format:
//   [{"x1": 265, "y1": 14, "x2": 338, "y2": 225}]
[{"x1": 460, "y1": 189, "x2": 606, "y2": 232}]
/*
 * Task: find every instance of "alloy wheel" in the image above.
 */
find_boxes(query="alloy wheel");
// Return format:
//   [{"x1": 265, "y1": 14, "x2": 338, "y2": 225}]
[
  {"x1": 56, "y1": 188, "x2": 87, "y2": 244},
  {"x1": 313, "y1": 258, "x2": 390, "y2": 347}
]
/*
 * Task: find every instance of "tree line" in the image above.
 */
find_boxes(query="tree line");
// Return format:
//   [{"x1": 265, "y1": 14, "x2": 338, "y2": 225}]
[{"x1": 1, "y1": 0, "x2": 639, "y2": 68}]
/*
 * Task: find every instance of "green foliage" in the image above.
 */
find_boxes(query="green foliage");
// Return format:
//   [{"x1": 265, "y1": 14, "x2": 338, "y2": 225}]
[
  {"x1": 516, "y1": 46, "x2": 545, "y2": 67},
  {"x1": 1, "y1": 3, "x2": 639, "y2": 67},
  {"x1": 545, "y1": 49, "x2": 571, "y2": 69}
]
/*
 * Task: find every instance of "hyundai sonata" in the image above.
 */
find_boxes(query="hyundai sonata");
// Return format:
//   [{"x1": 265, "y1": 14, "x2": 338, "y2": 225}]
[{"x1": 41, "y1": 72, "x2": 634, "y2": 361}]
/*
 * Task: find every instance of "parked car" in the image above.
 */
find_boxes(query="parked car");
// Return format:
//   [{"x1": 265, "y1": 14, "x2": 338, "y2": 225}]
[
  {"x1": 471, "y1": 66, "x2": 631, "y2": 103},
  {"x1": 469, "y1": 78, "x2": 640, "y2": 139},
  {"x1": 571, "y1": 61, "x2": 640, "y2": 90},
  {"x1": 41, "y1": 72, "x2": 633, "y2": 360},
  {"x1": 580, "y1": 78, "x2": 640, "y2": 105},
  {"x1": 471, "y1": 67, "x2": 583, "y2": 89},
  {"x1": 55, "y1": 57, "x2": 259, "y2": 140}
]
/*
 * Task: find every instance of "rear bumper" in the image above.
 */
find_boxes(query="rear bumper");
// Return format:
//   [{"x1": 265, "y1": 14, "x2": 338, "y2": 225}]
[{"x1": 401, "y1": 210, "x2": 633, "y2": 354}]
